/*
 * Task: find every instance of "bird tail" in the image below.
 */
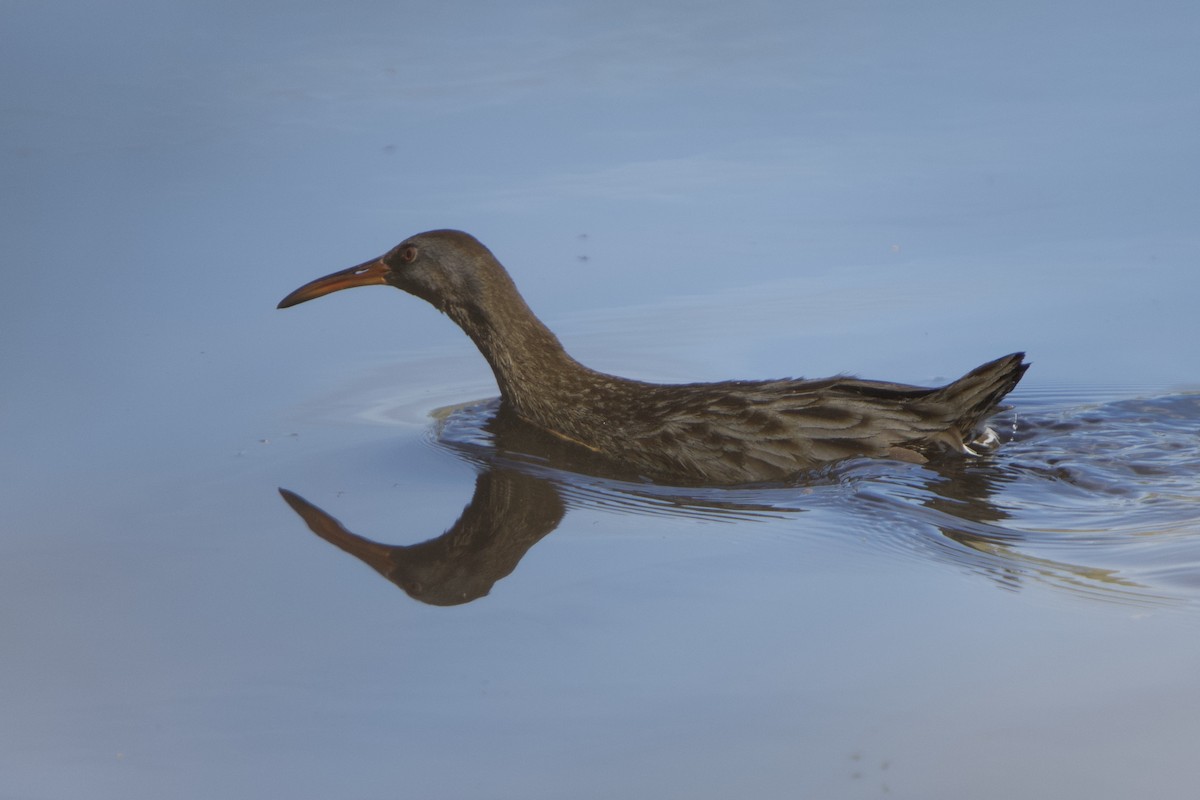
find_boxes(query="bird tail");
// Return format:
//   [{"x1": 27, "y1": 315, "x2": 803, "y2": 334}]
[{"x1": 932, "y1": 352, "x2": 1030, "y2": 448}]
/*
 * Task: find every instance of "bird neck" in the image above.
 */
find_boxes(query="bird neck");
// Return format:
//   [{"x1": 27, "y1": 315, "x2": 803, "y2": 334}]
[{"x1": 444, "y1": 280, "x2": 598, "y2": 423}]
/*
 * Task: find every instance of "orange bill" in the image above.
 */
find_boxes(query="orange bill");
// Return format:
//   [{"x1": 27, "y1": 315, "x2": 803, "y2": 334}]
[{"x1": 277, "y1": 258, "x2": 390, "y2": 309}]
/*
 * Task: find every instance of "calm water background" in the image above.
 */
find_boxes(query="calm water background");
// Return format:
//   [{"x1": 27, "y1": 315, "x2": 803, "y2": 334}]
[{"x1": 4, "y1": 2, "x2": 1200, "y2": 798}]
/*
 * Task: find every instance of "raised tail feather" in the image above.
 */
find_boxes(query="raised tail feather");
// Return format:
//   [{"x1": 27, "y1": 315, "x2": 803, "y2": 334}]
[{"x1": 932, "y1": 352, "x2": 1030, "y2": 450}]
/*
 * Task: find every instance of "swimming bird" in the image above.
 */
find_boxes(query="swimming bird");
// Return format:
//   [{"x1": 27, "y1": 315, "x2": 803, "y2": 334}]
[{"x1": 278, "y1": 230, "x2": 1028, "y2": 485}]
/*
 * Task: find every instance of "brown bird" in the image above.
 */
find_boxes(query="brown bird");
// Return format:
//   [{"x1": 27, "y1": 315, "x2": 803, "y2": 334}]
[{"x1": 279, "y1": 230, "x2": 1028, "y2": 485}]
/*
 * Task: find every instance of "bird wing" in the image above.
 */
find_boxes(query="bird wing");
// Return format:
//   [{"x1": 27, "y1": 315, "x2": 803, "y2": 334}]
[{"x1": 616, "y1": 378, "x2": 947, "y2": 483}]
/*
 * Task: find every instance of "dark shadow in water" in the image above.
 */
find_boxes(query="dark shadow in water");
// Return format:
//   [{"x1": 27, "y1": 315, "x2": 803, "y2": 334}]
[
  {"x1": 279, "y1": 393, "x2": 1200, "y2": 607},
  {"x1": 280, "y1": 470, "x2": 562, "y2": 606}
]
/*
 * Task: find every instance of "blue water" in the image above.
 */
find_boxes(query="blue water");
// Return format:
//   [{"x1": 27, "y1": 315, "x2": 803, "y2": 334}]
[
  {"x1": 3, "y1": 2, "x2": 1200, "y2": 798},
  {"x1": 284, "y1": 386, "x2": 1200, "y2": 611}
]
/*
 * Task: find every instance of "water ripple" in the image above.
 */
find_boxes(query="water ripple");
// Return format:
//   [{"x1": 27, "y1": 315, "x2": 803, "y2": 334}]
[{"x1": 427, "y1": 389, "x2": 1200, "y2": 608}]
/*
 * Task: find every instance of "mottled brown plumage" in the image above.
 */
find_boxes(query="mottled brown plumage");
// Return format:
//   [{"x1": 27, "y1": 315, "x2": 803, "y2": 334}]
[{"x1": 279, "y1": 229, "x2": 1029, "y2": 484}]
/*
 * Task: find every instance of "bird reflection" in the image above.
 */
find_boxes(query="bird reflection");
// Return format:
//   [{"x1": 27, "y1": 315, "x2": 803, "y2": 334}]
[
  {"x1": 278, "y1": 402, "x2": 1164, "y2": 608},
  {"x1": 280, "y1": 469, "x2": 562, "y2": 606}
]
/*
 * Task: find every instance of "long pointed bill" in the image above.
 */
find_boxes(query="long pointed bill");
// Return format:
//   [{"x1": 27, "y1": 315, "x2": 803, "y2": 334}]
[{"x1": 277, "y1": 258, "x2": 390, "y2": 309}]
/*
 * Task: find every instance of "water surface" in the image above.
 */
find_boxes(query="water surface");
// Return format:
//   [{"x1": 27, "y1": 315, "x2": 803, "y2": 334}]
[{"x1": 3, "y1": 2, "x2": 1200, "y2": 799}]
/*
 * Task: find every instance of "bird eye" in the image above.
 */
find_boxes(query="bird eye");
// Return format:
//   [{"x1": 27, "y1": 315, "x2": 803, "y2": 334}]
[{"x1": 399, "y1": 245, "x2": 418, "y2": 263}]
